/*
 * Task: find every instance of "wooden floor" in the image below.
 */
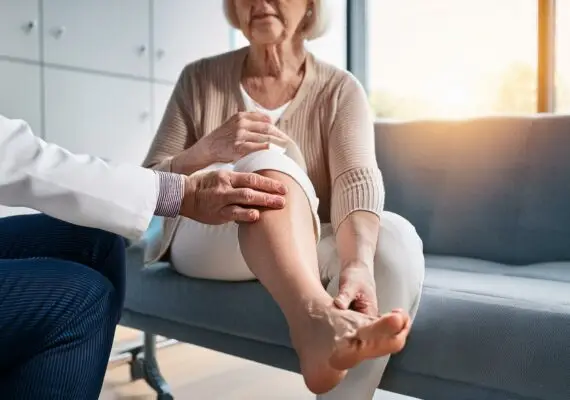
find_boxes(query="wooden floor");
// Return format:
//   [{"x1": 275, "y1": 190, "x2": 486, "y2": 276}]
[{"x1": 100, "y1": 326, "x2": 418, "y2": 400}]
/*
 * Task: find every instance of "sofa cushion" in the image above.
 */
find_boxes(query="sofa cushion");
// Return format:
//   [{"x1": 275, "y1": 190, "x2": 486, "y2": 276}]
[
  {"x1": 125, "y1": 244, "x2": 290, "y2": 347},
  {"x1": 374, "y1": 115, "x2": 570, "y2": 265},
  {"x1": 124, "y1": 248, "x2": 570, "y2": 399},
  {"x1": 387, "y1": 260, "x2": 570, "y2": 400}
]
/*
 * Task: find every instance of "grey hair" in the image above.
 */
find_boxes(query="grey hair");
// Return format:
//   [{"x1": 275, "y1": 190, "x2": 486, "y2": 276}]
[{"x1": 223, "y1": 0, "x2": 331, "y2": 41}]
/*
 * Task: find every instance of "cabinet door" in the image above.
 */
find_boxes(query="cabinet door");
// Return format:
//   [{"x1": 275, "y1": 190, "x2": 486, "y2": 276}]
[
  {"x1": 44, "y1": 68, "x2": 153, "y2": 165},
  {"x1": 153, "y1": 0, "x2": 232, "y2": 82},
  {"x1": 0, "y1": 0, "x2": 40, "y2": 61},
  {"x1": 0, "y1": 60, "x2": 42, "y2": 134},
  {"x1": 43, "y1": 0, "x2": 150, "y2": 77},
  {"x1": 153, "y1": 83, "x2": 175, "y2": 132}
]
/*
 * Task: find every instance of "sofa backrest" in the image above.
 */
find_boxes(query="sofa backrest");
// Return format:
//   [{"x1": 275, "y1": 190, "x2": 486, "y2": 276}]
[{"x1": 374, "y1": 115, "x2": 570, "y2": 265}]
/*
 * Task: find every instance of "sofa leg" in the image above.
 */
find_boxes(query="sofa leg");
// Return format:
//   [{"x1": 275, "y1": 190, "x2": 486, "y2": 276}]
[
  {"x1": 127, "y1": 344, "x2": 145, "y2": 381},
  {"x1": 140, "y1": 332, "x2": 174, "y2": 400}
]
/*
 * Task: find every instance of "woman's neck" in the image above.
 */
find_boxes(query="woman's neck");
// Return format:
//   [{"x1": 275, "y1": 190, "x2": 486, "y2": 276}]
[{"x1": 245, "y1": 40, "x2": 306, "y2": 80}]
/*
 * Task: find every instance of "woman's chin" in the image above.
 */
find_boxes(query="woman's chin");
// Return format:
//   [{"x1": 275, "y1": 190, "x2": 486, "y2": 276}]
[{"x1": 250, "y1": 29, "x2": 285, "y2": 46}]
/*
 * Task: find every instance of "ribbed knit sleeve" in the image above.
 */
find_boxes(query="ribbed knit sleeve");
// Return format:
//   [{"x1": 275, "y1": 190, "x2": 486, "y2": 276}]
[
  {"x1": 142, "y1": 65, "x2": 197, "y2": 171},
  {"x1": 329, "y1": 74, "x2": 385, "y2": 231}
]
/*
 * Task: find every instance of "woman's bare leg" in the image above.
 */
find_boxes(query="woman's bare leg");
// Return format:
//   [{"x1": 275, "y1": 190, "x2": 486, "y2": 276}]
[{"x1": 238, "y1": 170, "x2": 410, "y2": 394}]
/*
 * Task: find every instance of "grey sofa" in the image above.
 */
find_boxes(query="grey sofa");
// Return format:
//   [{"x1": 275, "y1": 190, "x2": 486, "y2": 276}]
[{"x1": 121, "y1": 115, "x2": 570, "y2": 400}]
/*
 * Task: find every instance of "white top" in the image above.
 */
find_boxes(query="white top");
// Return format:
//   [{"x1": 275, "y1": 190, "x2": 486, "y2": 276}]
[
  {"x1": 239, "y1": 84, "x2": 290, "y2": 124},
  {"x1": 0, "y1": 115, "x2": 157, "y2": 239}
]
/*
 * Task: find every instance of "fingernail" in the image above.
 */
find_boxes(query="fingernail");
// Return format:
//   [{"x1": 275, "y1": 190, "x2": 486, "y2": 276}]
[
  {"x1": 279, "y1": 185, "x2": 288, "y2": 194},
  {"x1": 273, "y1": 197, "x2": 285, "y2": 207}
]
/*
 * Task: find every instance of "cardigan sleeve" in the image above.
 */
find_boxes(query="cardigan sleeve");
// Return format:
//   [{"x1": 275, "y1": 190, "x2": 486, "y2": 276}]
[
  {"x1": 329, "y1": 73, "x2": 385, "y2": 231},
  {"x1": 142, "y1": 65, "x2": 197, "y2": 172}
]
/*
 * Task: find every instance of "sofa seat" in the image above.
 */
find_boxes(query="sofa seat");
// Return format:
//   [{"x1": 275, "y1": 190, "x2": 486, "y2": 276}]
[
  {"x1": 383, "y1": 256, "x2": 570, "y2": 400},
  {"x1": 123, "y1": 244, "x2": 570, "y2": 399}
]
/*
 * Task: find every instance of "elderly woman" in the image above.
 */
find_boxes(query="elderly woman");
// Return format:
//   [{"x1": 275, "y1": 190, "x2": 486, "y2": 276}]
[{"x1": 143, "y1": 0, "x2": 424, "y2": 397}]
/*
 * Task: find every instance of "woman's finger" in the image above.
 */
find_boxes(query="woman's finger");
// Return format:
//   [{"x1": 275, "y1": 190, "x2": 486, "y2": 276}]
[
  {"x1": 240, "y1": 132, "x2": 290, "y2": 150},
  {"x1": 239, "y1": 120, "x2": 272, "y2": 135},
  {"x1": 235, "y1": 111, "x2": 271, "y2": 123},
  {"x1": 266, "y1": 124, "x2": 290, "y2": 140},
  {"x1": 236, "y1": 141, "x2": 270, "y2": 155},
  {"x1": 236, "y1": 119, "x2": 290, "y2": 141},
  {"x1": 239, "y1": 130, "x2": 272, "y2": 143}
]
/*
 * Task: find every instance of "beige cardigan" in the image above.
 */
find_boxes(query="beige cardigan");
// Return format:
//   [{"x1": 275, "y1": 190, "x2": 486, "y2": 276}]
[{"x1": 142, "y1": 47, "x2": 384, "y2": 263}]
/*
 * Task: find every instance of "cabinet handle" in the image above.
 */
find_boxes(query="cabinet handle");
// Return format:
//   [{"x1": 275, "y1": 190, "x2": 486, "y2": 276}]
[
  {"x1": 52, "y1": 26, "x2": 66, "y2": 38},
  {"x1": 22, "y1": 20, "x2": 37, "y2": 33},
  {"x1": 137, "y1": 45, "x2": 147, "y2": 55},
  {"x1": 140, "y1": 111, "x2": 150, "y2": 121},
  {"x1": 156, "y1": 49, "x2": 165, "y2": 59}
]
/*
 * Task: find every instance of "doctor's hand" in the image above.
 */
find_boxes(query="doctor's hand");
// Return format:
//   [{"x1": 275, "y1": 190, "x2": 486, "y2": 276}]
[{"x1": 180, "y1": 170, "x2": 287, "y2": 224}]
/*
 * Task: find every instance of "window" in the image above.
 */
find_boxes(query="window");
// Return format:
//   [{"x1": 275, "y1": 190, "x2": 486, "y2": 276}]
[
  {"x1": 367, "y1": 0, "x2": 538, "y2": 119},
  {"x1": 305, "y1": 0, "x2": 347, "y2": 68},
  {"x1": 231, "y1": 0, "x2": 347, "y2": 68},
  {"x1": 556, "y1": 0, "x2": 570, "y2": 113}
]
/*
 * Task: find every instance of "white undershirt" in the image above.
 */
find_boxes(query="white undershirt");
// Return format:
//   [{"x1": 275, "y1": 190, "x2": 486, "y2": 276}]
[{"x1": 239, "y1": 84, "x2": 290, "y2": 124}]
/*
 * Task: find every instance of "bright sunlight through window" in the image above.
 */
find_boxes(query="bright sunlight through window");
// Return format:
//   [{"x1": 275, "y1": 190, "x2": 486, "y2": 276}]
[{"x1": 367, "y1": 0, "x2": 543, "y2": 119}]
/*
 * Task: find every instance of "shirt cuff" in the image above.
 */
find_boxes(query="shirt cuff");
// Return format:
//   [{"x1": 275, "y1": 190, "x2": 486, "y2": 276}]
[
  {"x1": 153, "y1": 171, "x2": 184, "y2": 218},
  {"x1": 331, "y1": 167, "x2": 385, "y2": 231}
]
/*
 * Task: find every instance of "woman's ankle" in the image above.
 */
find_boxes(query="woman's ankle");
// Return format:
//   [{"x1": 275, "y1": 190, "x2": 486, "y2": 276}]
[{"x1": 284, "y1": 291, "x2": 333, "y2": 326}]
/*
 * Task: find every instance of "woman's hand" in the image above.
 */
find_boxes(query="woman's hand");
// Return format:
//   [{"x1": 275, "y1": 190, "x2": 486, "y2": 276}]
[
  {"x1": 171, "y1": 112, "x2": 288, "y2": 175},
  {"x1": 204, "y1": 112, "x2": 283, "y2": 162},
  {"x1": 334, "y1": 262, "x2": 378, "y2": 317}
]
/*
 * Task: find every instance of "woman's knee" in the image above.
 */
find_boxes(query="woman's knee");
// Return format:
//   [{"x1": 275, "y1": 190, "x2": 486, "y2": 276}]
[
  {"x1": 373, "y1": 212, "x2": 425, "y2": 309},
  {"x1": 235, "y1": 149, "x2": 314, "y2": 188},
  {"x1": 235, "y1": 150, "x2": 320, "y2": 233}
]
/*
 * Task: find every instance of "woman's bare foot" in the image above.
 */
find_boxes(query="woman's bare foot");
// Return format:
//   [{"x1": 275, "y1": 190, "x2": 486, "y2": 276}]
[{"x1": 290, "y1": 304, "x2": 410, "y2": 394}]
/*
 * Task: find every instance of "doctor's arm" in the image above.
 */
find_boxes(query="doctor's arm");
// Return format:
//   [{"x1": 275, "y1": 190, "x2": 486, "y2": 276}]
[
  {"x1": 0, "y1": 116, "x2": 287, "y2": 240},
  {"x1": 0, "y1": 115, "x2": 180, "y2": 239}
]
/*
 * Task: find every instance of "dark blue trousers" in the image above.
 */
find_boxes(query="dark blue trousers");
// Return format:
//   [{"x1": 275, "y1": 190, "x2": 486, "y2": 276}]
[{"x1": 0, "y1": 214, "x2": 126, "y2": 399}]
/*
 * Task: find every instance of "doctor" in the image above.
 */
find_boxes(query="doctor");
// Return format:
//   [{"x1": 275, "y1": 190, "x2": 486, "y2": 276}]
[{"x1": 0, "y1": 115, "x2": 286, "y2": 399}]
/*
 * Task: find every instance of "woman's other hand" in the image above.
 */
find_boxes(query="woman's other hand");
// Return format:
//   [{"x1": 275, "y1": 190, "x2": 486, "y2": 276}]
[
  {"x1": 334, "y1": 262, "x2": 379, "y2": 317},
  {"x1": 171, "y1": 112, "x2": 288, "y2": 175},
  {"x1": 204, "y1": 111, "x2": 290, "y2": 161}
]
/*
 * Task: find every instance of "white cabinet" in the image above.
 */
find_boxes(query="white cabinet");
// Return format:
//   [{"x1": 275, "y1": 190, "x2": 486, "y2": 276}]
[
  {"x1": 0, "y1": 60, "x2": 42, "y2": 134},
  {"x1": 43, "y1": 0, "x2": 150, "y2": 77},
  {"x1": 44, "y1": 68, "x2": 153, "y2": 165},
  {"x1": 153, "y1": 0, "x2": 232, "y2": 82},
  {"x1": 0, "y1": 0, "x2": 40, "y2": 61},
  {"x1": 153, "y1": 83, "x2": 175, "y2": 132}
]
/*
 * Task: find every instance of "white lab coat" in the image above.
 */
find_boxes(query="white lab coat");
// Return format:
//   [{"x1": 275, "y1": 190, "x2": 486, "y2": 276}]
[{"x1": 0, "y1": 115, "x2": 158, "y2": 239}]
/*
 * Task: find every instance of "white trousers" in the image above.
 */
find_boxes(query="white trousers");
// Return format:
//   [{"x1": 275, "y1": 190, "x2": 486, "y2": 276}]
[{"x1": 170, "y1": 149, "x2": 425, "y2": 400}]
